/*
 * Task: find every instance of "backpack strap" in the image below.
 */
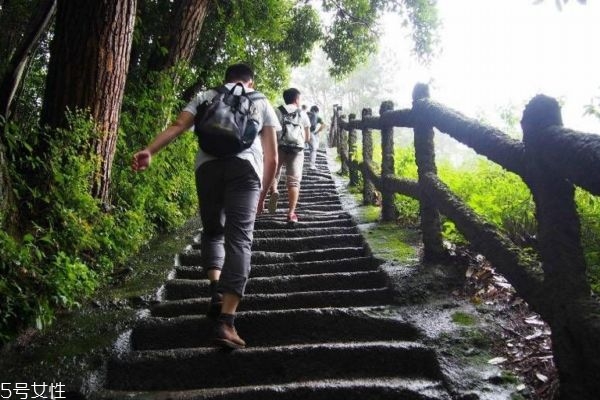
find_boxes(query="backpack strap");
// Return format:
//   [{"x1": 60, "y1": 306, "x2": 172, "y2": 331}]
[{"x1": 278, "y1": 105, "x2": 288, "y2": 116}]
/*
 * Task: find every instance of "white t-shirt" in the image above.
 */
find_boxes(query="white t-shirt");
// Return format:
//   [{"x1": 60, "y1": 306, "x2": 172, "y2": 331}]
[
  {"x1": 275, "y1": 104, "x2": 311, "y2": 146},
  {"x1": 183, "y1": 83, "x2": 281, "y2": 186}
]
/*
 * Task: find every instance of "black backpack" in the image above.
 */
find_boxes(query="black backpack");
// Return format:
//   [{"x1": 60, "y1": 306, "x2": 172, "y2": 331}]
[
  {"x1": 194, "y1": 84, "x2": 265, "y2": 157},
  {"x1": 277, "y1": 105, "x2": 305, "y2": 153}
]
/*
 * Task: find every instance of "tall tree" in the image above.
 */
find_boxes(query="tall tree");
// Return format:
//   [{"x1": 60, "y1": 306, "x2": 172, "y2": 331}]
[
  {"x1": 0, "y1": 0, "x2": 56, "y2": 121},
  {"x1": 39, "y1": 0, "x2": 137, "y2": 204},
  {"x1": 0, "y1": 0, "x2": 56, "y2": 232}
]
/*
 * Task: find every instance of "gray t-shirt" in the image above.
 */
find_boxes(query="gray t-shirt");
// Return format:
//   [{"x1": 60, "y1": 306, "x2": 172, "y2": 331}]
[{"x1": 183, "y1": 83, "x2": 281, "y2": 187}]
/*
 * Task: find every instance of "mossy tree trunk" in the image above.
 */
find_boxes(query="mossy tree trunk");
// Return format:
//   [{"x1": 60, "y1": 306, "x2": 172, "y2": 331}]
[{"x1": 39, "y1": 0, "x2": 136, "y2": 206}]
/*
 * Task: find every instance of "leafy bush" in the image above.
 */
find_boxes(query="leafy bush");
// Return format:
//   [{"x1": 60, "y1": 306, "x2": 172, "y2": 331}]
[{"x1": 1, "y1": 68, "x2": 199, "y2": 344}]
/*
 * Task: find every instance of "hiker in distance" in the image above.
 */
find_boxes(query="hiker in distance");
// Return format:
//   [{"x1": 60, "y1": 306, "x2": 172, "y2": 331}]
[
  {"x1": 131, "y1": 63, "x2": 280, "y2": 349},
  {"x1": 307, "y1": 105, "x2": 324, "y2": 170},
  {"x1": 266, "y1": 88, "x2": 311, "y2": 223}
]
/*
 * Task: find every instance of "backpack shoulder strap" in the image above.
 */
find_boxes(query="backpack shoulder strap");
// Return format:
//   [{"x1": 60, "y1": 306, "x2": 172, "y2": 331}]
[
  {"x1": 278, "y1": 105, "x2": 288, "y2": 116},
  {"x1": 246, "y1": 90, "x2": 265, "y2": 101}
]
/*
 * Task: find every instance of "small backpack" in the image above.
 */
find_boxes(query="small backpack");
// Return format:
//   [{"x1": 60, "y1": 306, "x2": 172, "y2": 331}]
[
  {"x1": 194, "y1": 84, "x2": 265, "y2": 157},
  {"x1": 307, "y1": 111, "x2": 318, "y2": 133},
  {"x1": 277, "y1": 105, "x2": 305, "y2": 153}
]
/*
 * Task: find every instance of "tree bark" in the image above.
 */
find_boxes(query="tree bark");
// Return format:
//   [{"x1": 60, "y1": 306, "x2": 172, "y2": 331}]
[
  {"x1": 40, "y1": 0, "x2": 137, "y2": 204},
  {"x1": 0, "y1": 0, "x2": 56, "y2": 121}
]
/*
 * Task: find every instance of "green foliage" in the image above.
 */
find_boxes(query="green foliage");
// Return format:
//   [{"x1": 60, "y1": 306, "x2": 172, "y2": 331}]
[
  {"x1": 576, "y1": 189, "x2": 600, "y2": 293},
  {"x1": 439, "y1": 158, "x2": 536, "y2": 245},
  {"x1": 321, "y1": 0, "x2": 439, "y2": 77},
  {"x1": 322, "y1": 0, "x2": 379, "y2": 77},
  {"x1": 1, "y1": 67, "x2": 199, "y2": 343},
  {"x1": 451, "y1": 311, "x2": 477, "y2": 326}
]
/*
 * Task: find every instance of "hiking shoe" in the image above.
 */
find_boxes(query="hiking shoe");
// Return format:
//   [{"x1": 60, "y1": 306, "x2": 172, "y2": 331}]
[
  {"x1": 287, "y1": 213, "x2": 298, "y2": 223},
  {"x1": 268, "y1": 191, "x2": 279, "y2": 213},
  {"x1": 213, "y1": 321, "x2": 246, "y2": 349}
]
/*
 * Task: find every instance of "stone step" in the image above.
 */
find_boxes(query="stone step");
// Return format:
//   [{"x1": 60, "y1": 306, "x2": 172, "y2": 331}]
[
  {"x1": 191, "y1": 234, "x2": 363, "y2": 252},
  {"x1": 253, "y1": 226, "x2": 359, "y2": 239},
  {"x1": 164, "y1": 271, "x2": 387, "y2": 300},
  {"x1": 251, "y1": 247, "x2": 368, "y2": 264},
  {"x1": 106, "y1": 342, "x2": 443, "y2": 391},
  {"x1": 253, "y1": 218, "x2": 355, "y2": 230},
  {"x1": 180, "y1": 247, "x2": 368, "y2": 266},
  {"x1": 131, "y1": 307, "x2": 421, "y2": 350},
  {"x1": 151, "y1": 288, "x2": 393, "y2": 317},
  {"x1": 97, "y1": 377, "x2": 451, "y2": 400},
  {"x1": 175, "y1": 256, "x2": 381, "y2": 279},
  {"x1": 252, "y1": 234, "x2": 363, "y2": 252}
]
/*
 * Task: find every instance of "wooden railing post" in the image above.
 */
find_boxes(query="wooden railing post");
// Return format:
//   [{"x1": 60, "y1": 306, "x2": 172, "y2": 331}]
[
  {"x1": 348, "y1": 113, "x2": 359, "y2": 186},
  {"x1": 339, "y1": 113, "x2": 349, "y2": 176},
  {"x1": 329, "y1": 104, "x2": 341, "y2": 148},
  {"x1": 413, "y1": 84, "x2": 445, "y2": 262},
  {"x1": 521, "y1": 95, "x2": 594, "y2": 398},
  {"x1": 380, "y1": 100, "x2": 399, "y2": 221},
  {"x1": 521, "y1": 95, "x2": 589, "y2": 298},
  {"x1": 361, "y1": 108, "x2": 378, "y2": 205}
]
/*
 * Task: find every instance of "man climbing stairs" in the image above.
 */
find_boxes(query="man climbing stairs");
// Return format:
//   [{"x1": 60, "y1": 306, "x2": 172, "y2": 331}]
[{"x1": 97, "y1": 149, "x2": 453, "y2": 399}]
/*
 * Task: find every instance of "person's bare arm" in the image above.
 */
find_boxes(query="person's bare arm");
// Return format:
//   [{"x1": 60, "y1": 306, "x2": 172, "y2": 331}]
[
  {"x1": 304, "y1": 126, "x2": 311, "y2": 143},
  {"x1": 132, "y1": 111, "x2": 195, "y2": 171},
  {"x1": 257, "y1": 126, "x2": 278, "y2": 214}
]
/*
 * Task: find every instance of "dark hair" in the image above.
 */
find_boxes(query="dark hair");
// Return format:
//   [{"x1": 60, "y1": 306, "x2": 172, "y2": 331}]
[
  {"x1": 283, "y1": 88, "x2": 301, "y2": 105},
  {"x1": 310, "y1": 105, "x2": 319, "y2": 113},
  {"x1": 225, "y1": 63, "x2": 254, "y2": 83}
]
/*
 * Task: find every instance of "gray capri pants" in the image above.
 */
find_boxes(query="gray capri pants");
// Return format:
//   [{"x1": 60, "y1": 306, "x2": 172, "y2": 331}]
[{"x1": 195, "y1": 157, "x2": 260, "y2": 297}]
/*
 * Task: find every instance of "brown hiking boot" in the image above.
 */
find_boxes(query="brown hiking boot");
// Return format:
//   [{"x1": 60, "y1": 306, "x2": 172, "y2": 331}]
[{"x1": 213, "y1": 321, "x2": 246, "y2": 349}]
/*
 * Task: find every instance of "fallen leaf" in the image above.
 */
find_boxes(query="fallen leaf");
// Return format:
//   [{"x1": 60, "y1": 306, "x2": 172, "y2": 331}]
[
  {"x1": 536, "y1": 372, "x2": 548, "y2": 382},
  {"x1": 488, "y1": 357, "x2": 507, "y2": 365}
]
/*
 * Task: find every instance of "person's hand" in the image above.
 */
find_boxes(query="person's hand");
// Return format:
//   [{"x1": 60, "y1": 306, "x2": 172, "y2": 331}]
[{"x1": 132, "y1": 150, "x2": 151, "y2": 171}]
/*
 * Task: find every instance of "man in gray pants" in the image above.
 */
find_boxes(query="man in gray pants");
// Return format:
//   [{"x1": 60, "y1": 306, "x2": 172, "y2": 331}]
[{"x1": 132, "y1": 63, "x2": 280, "y2": 349}]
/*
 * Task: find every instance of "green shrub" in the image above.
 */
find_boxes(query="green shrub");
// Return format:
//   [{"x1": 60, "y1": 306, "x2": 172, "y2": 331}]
[{"x1": 1, "y1": 67, "x2": 199, "y2": 343}]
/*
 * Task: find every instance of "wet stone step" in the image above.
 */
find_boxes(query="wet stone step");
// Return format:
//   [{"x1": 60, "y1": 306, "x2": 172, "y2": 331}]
[
  {"x1": 192, "y1": 233, "x2": 362, "y2": 251},
  {"x1": 97, "y1": 377, "x2": 451, "y2": 400},
  {"x1": 270, "y1": 198, "x2": 342, "y2": 207},
  {"x1": 180, "y1": 247, "x2": 368, "y2": 267},
  {"x1": 250, "y1": 247, "x2": 368, "y2": 265},
  {"x1": 106, "y1": 342, "x2": 443, "y2": 391},
  {"x1": 175, "y1": 256, "x2": 382, "y2": 280},
  {"x1": 164, "y1": 271, "x2": 387, "y2": 300},
  {"x1": 251, "y1": 234, "x2": 364, "y2": 252},
  {"x1": 151, "y1": 288, "x2": 393, "y2": 317},
  {"x1": 253, "y1": 226, "x2": 359, "y2": 239},
  {"x1": 131, "y1": 307, "x2": 421, "y2": 350}
]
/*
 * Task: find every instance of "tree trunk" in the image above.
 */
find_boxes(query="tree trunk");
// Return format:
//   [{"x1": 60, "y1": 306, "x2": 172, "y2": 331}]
[
  {"x1": 0, "y1": 0, "x2": 56, "y2": 233},
  {"x1": 164, "y1": 0, "x2": 209, "y2": 70},
  {"x1": 0, "y1": 0, "x2": 56, "y2": 121},
  {"x1": 40, "y1": 0, "x2": 136, "y2": 205},
  {"x1": 147, "y1": 0, "x2": 209, "y2": 72}
]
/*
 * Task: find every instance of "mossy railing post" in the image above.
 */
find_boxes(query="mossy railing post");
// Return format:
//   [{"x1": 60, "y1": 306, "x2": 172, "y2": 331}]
[
  {"x1": 339, "y1": 113, "x2": 349, "y2": 176},
  {"x1": 329, "y1": 104, "x2": 341, "y2": 148},
  {"x1": 380, "y1": 100, "x2": 399, "y2": 221},
  {"x1": 361, "y1": 108, "x2": 377, "y2": 205},
  {"x1": 521, "y1": 95, "x2": 597, "y2": 399},
  {"x1": 521, "y1": 95, "x2": 589, "y2": 298},
  {"x1": 412, "y1": 84, "x2": 445, "y2": 262},
  {"x1": 348, "y1": 113, "x2": 359, "y2": 186}
]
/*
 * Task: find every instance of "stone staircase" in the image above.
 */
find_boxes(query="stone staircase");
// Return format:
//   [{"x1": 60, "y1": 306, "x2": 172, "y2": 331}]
[{"x1": 97, "y1": 150, "x2": 453, "y2": 399}]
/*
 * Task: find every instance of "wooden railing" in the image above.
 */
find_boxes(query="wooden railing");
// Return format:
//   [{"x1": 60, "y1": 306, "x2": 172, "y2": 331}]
[{"x1": 331, "y1": 84, "x2": 600, "y2": 399}]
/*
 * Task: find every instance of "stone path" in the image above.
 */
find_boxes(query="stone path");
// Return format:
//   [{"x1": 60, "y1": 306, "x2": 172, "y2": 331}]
[{"x1": 97, "y1": 149, "x2": 453, "y2": 399}]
